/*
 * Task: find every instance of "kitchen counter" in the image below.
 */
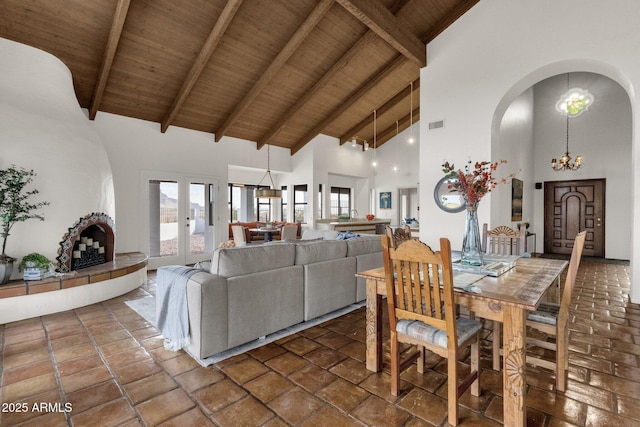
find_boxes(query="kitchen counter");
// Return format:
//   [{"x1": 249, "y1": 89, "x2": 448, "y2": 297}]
[{"x1": 315, "y1": 218, "x2": 391, "y2": 234}]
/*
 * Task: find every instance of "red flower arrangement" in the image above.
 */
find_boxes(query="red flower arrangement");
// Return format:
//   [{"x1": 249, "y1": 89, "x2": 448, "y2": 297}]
[{"x1": 442, "y1": 160, "x2": 514, "y2": 208}]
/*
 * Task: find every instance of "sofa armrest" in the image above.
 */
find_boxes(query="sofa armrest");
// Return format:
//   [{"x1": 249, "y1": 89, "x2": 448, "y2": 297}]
[{"x1": 185, "y1": 272, "x2": 229, "y2": 359}]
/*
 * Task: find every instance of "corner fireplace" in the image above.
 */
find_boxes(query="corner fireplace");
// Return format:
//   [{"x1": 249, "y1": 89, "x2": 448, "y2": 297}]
[{"x1": 57, "y1": 213, "x2": 115, "y2": 273}]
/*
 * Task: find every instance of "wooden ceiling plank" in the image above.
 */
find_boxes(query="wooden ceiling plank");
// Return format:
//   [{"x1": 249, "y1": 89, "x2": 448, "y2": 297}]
[
  {"x1": 256, "y1": 31, "x2": 377, "y2": 150},
  {"x1": 89, "y1": 0, "x2": 131, "y2": 120},
  {"x1": 290, "y1": 55, "x2": 406, "y2": 155},
  {"x1": 161, "y1": 0, "x2": 244, "y2": 133},
  {"x1": 214, "y1": 0, "x2": 334, "y2": 142},
  {"x1": 336, "y1": 0, "x2": 426, "y2": 67},
  {"x1": 339, "y1": 77, "x2": 419, "y2": 144},
  {"x1": 257, "y1": 0, "x2": 414, "y2": 150},
  {"x1": 375, "y1": 106, "x2": 419, "y2": 148}
]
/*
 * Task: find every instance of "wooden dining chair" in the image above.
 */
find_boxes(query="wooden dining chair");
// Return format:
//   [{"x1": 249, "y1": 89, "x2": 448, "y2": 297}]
[
  {"x1": 484, "y1": 224, "x2": 527, "y2": 370},
  {"x1": 385, "y1": 225, "x2": 413, "y2": 248},
  {"x1": 280, "y1": 224, "x2": 298, "y2": 240},
  {"x1": 382, "y1": 235, "x2": 482, "y2": 426},
  {"x1": 231, "y1": 225, "x2": 247, "y2": 247},
  {"x1": 482, "y1": 224, "x2": 526, "y2": 255},
  {"x1": 492, "y1": 231, "x2": 585, "y2": 391}
]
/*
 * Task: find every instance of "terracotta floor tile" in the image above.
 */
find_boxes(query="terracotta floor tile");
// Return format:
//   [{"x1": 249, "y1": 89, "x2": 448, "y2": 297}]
[
  {"x1": 300, "y1": 405, "x2": 362, "y2": 427},
  {"x1": 313, "y1": 331, "x2": 353, "y2": 350},
  {"x1": 66, "y1": 379, "x2": 123, "y2": 414},
  {"x1": 265, "y1": 352, "x2": 310, "y2": 376},
  {"x1": 0, "y1": 388, "x2": 63, "y2": 426},
  {"x1": 281, "y1": 336, "x2": 321, "y2": 356},
  {"x1": 112, "y1": 357, "x2": 163, "y2": 385},
  {"x1": 12, "y1": 411, "x2": 69, "y2": 427},
  {"x1": 2, "y1": 358, "x2": 54, "y2": 385},
  {"x1": 49, "y1": 331, "x2": 91, "y2": 350},
  {"x1": 247, "y1": 342, "x2": 287, "y2": 362},
  {"x1": 193, "y1": 379, "x2": 247, "y2": 414},
  {"x1": 2, "y1": 336, "x2": 48, "y2": 357},
  {"x1": 267, "y1": 387, "x2": 325, "y2": 425},
  {"x1": 136, "y1": 387, "x2": 195, "y2": 426},
  {"x1": 2, "y1": 347, "x2": 50, "y2": 370},
  {"x1": 316, "y1": 378, "x2": 369, "y2": 412},
  {"x1": 3, "y1": 327, "x2": 46, "y2": 346},
  {"x1": 98, "y1": 336, "x2": 140, "y2": 356},
  {"x1": 212, "y1": 396, "x2": 275, "y2": 426},
  {"x1": 104, "y1": 346, "x2": 152, "y2": 369},
  {"x1": 329, "y1": 356, "x2": 373, "y2": 384},
  {"x1": 288, "y1": 363, "x2": 337, "y2": 393},
  {"x1": 157, "y1": 407, "x2": 214, "y2": 427},
  {"x1": 244, "y1": 371, "x2": 294, "y2": 403},
  {"x1": 1, "y1": 372, "x2": 57, "y2": 402},
  {"x1": 53, "y1": 342, "x2": 98, "y2": 363},
  {"x1": 60, "y1": 365, "x2": 113, "y2": 394},
  {"x1": 397, "y1": 386, "x2": 448, "y2": 425},
  {"x1": 174, "y1": 367, "x2": 225, "y2": 393},
  {"x1": 159, "y1": 352, "x2": 205, "y2": 376},
  {"x1": 123, "y1": 371, "x2": 178, "y2": 404},
  {"x1": 70, "y1": 397, "x2": 136, "y2": 427},
  {"x1": 302, "y1": 346, "x2": 347, "y2": 369},
  {"x1": 351, "y1": 395, "x2": 411, "y2": 427},
  {"x1": 57, "y1": 353, "x2": 104, "y2": 377},
  {"x1": 92, "y1": 328, "x2": 132, "y2": 345}
]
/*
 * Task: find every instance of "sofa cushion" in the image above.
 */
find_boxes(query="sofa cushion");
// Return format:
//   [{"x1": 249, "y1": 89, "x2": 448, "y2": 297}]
[
  {"x1": 301, "y1": 229, "x2": 340, "y2": 240},
  {"x1": 211, "y1": 243, "x2": 296, "y2": 277},
  {"x1": 346, "y1": 235, "x2": 383, "y2": 257},
  {"x1": 294, "y1": 240, "x2": 347, "y2": 265}
]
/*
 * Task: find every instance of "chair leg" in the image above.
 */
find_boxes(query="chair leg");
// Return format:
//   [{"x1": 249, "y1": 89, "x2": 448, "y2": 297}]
[
  {"x1": 447, "y1": 357, "x2": 459, "y2": 426},
  {"x1": 493, "y1": 320, "x2": 501, "y2": 371},
  {"x1": 471, "y1": 337, "x2": 480, "y2": 397},
  {"x1": 556, "y1": 328, "x2": 568, "y2": 392},
  {"x1": 417, "y1": 345, "x2": 425, "y2": 374},
  {"x1": 390, "y1": 333, "x2": 401, "y2": 396}
]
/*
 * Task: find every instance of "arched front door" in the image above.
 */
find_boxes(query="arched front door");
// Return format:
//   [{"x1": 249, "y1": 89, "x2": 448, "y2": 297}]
[{"x1": 544, "y1": 178, "x2": 605, "y2": 257}]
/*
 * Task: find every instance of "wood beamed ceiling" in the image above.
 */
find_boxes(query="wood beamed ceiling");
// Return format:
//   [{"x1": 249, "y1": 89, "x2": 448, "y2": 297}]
[{"x1": 0, "y1": 0, "x2": 479, "y2": 154}]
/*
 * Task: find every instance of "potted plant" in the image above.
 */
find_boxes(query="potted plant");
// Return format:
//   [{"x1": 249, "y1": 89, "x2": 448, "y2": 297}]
[
  {"x1": 0, "y1": 165, "x2": 49, "y2": 284},
  {"x1": 19, "y1": 252, "x2": 53, "y2": 280}
]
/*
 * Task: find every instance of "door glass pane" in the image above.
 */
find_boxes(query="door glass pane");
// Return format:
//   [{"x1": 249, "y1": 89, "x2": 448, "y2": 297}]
[
  {"x1": 189, "y1": 183, "x2": 206, "y2": 255},
  {"x1": 149, "y1": 180, "x2": 178, "y2": 257}
]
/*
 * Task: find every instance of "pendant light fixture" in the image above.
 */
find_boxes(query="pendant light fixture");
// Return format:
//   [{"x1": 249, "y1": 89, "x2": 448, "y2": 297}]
[
  {"x1": 255, "y1": 145, "x2": 282, "y2": 198},
  {"x1": 551, "y1": 74, "x2": 585, "y2": 171},
  {"x1": 408, "y1": 81, "x2": 415, "y2": 144},
  {"x1": 372, "y1": 110, "x2": 378, "y2": 167},
  {"x1": 393, "y1": 120, "x2": 400, "y2": 172}
]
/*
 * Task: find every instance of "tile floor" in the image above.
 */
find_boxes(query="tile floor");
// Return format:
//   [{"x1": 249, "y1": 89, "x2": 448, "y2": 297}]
[{"x1": 0, "y1": 259, "x2": 637, "y2": 426}]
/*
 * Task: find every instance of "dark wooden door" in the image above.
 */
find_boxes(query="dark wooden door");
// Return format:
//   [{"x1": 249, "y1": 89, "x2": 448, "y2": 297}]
[{"x1": 544, "y1": 179, "x2": 605, "y2": 257}]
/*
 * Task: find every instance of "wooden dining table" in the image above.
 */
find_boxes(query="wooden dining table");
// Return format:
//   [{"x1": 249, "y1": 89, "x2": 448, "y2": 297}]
[{"x1": 356, "y1": 257, "x2": 568, "y2": 427}]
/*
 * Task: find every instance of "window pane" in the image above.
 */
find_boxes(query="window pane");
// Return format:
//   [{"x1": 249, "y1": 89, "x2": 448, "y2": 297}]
[{"x1": 149, "y1": 180, "x2": 178, "y2": 257}]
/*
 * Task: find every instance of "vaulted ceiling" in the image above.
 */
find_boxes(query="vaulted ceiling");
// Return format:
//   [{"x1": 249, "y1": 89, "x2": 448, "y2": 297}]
[{"x1": 0, "y1": 0, "x2": 478, "y2": 154}]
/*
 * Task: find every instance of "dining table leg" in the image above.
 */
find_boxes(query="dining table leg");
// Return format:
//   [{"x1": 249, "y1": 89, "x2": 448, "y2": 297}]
[
  {"x1": 365, "y1": 278, "x2": 383, "y2": 372},
  {"x1": 502, "y1": 304, "x2": 527, "y2": 427}
]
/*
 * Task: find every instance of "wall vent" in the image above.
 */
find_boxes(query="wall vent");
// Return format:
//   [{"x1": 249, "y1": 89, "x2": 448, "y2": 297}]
[{"x1": 429, "y1": 120, "x2": 444, "y2": 130}]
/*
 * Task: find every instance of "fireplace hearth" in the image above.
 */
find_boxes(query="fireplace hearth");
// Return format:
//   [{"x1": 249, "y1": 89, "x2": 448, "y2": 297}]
[{"x1": 57, "y1": 213, "x2": 115, "y2": 273}]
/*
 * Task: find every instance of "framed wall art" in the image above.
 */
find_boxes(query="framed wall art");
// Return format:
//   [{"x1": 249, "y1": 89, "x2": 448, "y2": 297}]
[{"x1": 379, "y1": 191, "x2": 392, "y2": 209}]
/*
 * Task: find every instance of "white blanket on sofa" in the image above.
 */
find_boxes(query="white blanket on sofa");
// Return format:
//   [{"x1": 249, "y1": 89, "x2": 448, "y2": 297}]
[{"x1": 156, "y1": 265, "x2": 202, "y2": 351}]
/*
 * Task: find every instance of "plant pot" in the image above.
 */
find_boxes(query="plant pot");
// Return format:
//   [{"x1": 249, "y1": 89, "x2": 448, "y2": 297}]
[
  {"x1": 0, "y1": 256, "x2": 16, "y2": 285},
  {"x1": 23, "y1": 267, "x2": 49, "y2": 281}
]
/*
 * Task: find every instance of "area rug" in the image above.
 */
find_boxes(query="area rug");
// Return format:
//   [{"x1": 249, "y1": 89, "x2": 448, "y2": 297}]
[{"x1": 125, "y1": 296, "x2": 365, "y2": 367}]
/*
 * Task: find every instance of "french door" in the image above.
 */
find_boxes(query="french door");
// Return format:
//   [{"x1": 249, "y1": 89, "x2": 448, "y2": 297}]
[{"x1": 145, "y1": 173, "x2": 218, "y2": 270}]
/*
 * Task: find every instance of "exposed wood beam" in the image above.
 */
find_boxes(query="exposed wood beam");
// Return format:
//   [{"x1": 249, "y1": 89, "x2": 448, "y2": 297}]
[
  {"x1": 336, "y1": 0, "x2": 426, "y2": 67},
  {"x1": 339, "y1": 77, "x2": 419, "y2": 145},
  {"x1": 214, "y1": 0, "x2": 334, "y2": 142},
  {"x1": 289, "y1": 55, "x2": 406, "y2": 155},
  {"x1": 257, "y1": 32, "x2": 377, "y2": 150},
  {"x1": 161, "y1": 0, "x2": 243, "y2": 133},
  {"x1": 374, "y1": 106, "x2": 419, "y2": 148},
  {"x1": 88, "y1": 0, "x2": 131, "y2": 120},
  {"x1": 257, "y1": 0, "x2": 412, "y2": 150}
]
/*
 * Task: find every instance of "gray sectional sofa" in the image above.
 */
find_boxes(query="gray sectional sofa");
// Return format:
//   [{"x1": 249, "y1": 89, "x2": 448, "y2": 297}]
[{"x1": 184, "y1": 235, "x2": 383, "y2": 360}]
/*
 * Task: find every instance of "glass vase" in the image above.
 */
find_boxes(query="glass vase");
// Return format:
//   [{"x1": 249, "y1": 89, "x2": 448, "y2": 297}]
[{"x1": 461, "y1": 206, "x2": 484, "y2": 266}]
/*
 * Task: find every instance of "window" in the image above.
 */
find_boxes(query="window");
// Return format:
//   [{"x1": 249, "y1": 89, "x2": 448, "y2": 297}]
[
  {"x1": 228, "y1": 184, "x2": 242, "y2": 221},
  {"x1": 293, "y1": 184, "x2": 308, "y2": 223},
  {"x1": 330, "y1": 186, "x2": 351, "y2": 218},
  {"x1": 281, "y1": 186, "x2": 288, "y2": 221},
  {"x1": 256, "y1": 186, "x2": 271, "y2": 222}
]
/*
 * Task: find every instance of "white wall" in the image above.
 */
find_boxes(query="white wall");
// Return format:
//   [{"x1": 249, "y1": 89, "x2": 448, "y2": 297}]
[
  {"x1": 0, "y1": 38, "x2": 115, "y2": 279},
  {"x1": 419, "y1": 0, "x2": 639, "y2": 301}
]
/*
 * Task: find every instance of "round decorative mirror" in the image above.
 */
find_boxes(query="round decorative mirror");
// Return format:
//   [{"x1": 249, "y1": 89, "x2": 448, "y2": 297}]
[{"x1": 433, "y1": 176, "x2": 466, "y2": 213}]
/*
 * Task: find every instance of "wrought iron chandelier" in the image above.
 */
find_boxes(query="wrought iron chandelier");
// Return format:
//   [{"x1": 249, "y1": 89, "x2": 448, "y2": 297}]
[{"x1": 551, "y1": 114, "x2": 583, "y2": 171}]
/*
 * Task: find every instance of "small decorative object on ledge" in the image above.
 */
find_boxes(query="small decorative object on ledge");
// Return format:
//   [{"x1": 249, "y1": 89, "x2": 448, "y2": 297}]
[
  {"x1": 19, "y1": 252, "x2": 53, "y2": 281},
  {"x1": 442, "y1": 159, "x2": 515, "y2": 266},
  {"x1": 366, "y1": 214, "x2": 375, "y2": 221}
]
